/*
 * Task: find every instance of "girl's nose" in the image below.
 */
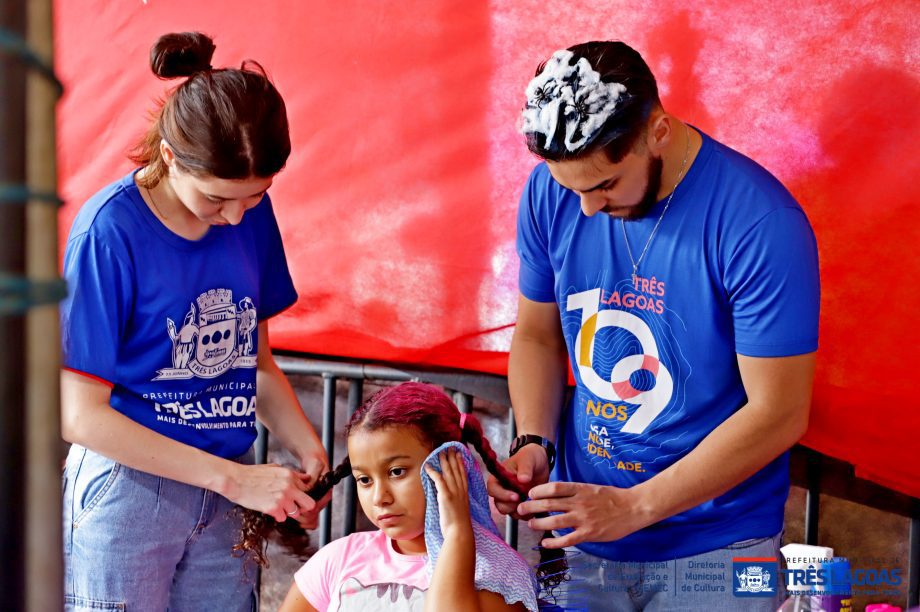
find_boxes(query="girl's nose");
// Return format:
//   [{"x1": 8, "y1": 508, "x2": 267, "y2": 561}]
[{"x1": 372, "y1": 482, "x2": 392, "y2": 506}]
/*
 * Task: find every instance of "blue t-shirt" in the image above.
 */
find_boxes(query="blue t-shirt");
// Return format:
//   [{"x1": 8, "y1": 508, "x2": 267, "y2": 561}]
[
  {"x1": 516, "y1": 130, "x2": 820, "y2": 561},
  {"x1": 61, "y1": 171, "x2": 298, "y2": 458}
]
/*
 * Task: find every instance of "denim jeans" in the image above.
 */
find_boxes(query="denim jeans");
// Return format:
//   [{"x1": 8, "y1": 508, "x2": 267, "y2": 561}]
[
  {"x1": 62, "y1": 445, "x2": 256, "y2": 611},
  {"x1": 547, "y1": 532, "x2": 785, "y2": 611}
]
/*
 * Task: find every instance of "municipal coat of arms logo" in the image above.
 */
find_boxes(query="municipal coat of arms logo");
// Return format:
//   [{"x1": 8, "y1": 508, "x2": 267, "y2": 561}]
[
  {"x1": 733, "y1": 558, "x2": 778, "y2": 597},
  {"x1": 154, "y1": 289, "x2": 258, "y2": 380}
]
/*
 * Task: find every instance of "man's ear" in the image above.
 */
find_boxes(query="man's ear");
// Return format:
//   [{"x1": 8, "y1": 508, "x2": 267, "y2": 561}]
[{"x1": 647, "y1": 114, "x2": 673, "y2": 156}]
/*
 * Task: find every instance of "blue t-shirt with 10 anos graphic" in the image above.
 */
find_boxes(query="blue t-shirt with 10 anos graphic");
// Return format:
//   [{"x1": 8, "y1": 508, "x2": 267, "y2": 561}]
[
  {"x1": 516, "y1": 130, "x2": 819, "y2": 561},
  {"x1": 61, "y1": 171, "x2": 297, "y2": 459}
]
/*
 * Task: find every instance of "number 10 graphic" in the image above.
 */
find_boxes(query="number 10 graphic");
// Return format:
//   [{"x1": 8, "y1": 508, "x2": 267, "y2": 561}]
[{"x1": 566, "y1": 288, "x2": 673, "y2": 434}]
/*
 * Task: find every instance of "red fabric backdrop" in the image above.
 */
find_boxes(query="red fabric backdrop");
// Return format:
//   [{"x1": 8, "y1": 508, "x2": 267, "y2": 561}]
[{"x1": 55, "y1": 2, "x2": 919, "y2": 497}]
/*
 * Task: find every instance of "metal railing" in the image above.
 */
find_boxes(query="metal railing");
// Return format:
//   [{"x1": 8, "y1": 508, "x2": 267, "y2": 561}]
[
  {"x1": 259, "y1": 356, "x2": 520, "y2": 549},
  {"x1": 263, "y1": 354, "x2": 920, "y2": 608}
]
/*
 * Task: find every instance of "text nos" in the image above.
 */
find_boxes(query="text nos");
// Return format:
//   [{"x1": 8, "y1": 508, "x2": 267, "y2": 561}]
[{"x1": 586, "y1": 400, "x2": 628, "y2": 421}]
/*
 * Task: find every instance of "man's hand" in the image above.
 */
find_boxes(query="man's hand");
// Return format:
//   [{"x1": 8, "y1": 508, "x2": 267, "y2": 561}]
[
  {"x1": 518, "y1": 481, "x2": 656, "y2": 548},
  {"x1": 486, "y1": 443, "x2": 550, "y2": 518}
]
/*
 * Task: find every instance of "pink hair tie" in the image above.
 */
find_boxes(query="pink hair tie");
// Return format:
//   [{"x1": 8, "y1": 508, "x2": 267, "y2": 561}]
[{"x1": 459, "y1": 412, "x2": 467, "y2": 430}]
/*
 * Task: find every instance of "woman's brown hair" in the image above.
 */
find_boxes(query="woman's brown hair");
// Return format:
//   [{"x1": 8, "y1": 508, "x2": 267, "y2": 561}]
[{"x1": 131, "y1": 32, "x2": 290, "y2": 188}]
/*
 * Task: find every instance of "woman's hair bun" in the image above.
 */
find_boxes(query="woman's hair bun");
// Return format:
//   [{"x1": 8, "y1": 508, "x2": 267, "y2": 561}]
[{"x1": 150, "y1": 32, "x2": 216, "y2": 79}]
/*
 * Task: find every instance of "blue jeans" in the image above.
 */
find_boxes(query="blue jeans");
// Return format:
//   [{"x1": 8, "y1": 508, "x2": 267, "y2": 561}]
[
  {"x1": 63, "y1": 445, "x2": 256, "y2": 611},
  {"x1": 548, "y1": 532, "x2": 785, "y2": 611}
]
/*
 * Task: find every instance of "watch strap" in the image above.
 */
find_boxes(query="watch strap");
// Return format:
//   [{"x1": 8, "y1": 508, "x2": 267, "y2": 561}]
[{"x1": 509, "y1": 434, "x2": 556, "y2": 471}]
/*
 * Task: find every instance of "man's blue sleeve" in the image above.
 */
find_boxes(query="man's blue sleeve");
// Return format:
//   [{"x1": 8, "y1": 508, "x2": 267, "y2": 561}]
[
  {"x1": 516, "y1": 166, "x2": 557, "y2": 303},
  {"x1": 725, "y1": 206, "x2": 820, "y2": 357}
]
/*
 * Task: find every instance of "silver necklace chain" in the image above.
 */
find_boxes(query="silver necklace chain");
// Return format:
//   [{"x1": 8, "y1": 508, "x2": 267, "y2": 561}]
[{"x1": 620, "y1": 123, "x2": 691, "y2": 279}]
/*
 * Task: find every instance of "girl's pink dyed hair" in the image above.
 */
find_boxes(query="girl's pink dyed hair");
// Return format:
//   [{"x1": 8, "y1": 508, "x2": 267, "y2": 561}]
[{"x1": 346, "y1": 382, "x2": 465, "y2": 448}]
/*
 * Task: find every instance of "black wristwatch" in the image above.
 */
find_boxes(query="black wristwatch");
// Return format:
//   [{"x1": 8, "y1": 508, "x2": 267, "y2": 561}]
[{"x1": 509, "y1": 434, "x2": 557, "y2": 471}]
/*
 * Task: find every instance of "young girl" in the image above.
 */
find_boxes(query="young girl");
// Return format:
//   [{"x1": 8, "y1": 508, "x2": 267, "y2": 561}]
[
  {"x1": 264, "y1": 382, "x2": 541, "y2": 611},
  {"x1": 60, "y1": 32, "x2": 326, "y2": 610}
]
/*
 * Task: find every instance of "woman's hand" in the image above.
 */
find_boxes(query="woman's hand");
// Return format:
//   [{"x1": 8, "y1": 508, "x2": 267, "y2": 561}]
[
  {"x1": 297, "y1": 445, "x2": 329, "y2": 488},
  {"x1": 291, "y1": 447, "x2": 331, "y2": 529},
  {"x1": 424, "y1": 449, "x2": 473, "y2": 539},
  {"x1": 223, "y1": 462, "x2": 317, "y2": 523}
]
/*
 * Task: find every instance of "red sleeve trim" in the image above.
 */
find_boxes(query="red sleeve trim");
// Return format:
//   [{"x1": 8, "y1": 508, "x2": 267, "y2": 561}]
[{"x1": 63, "y1": 367, "x2": 115, "y2": 389}]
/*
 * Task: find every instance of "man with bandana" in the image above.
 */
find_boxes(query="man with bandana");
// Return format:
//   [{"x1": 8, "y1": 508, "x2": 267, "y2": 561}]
[{"x1": 487, "y1": 41, "x2": 819, "y2": 610}]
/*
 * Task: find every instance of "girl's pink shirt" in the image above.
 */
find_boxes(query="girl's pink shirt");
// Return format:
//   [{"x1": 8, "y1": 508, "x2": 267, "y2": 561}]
[{"x1": 295, "y1": 529, "x2": 429, "y2": 611}]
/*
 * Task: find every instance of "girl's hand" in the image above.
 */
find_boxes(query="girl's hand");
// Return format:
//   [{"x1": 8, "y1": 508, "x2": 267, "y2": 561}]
[
  {"x1": 424, "y1": 449, "x2": 473, "y2": 539},
  {"x1": 224, "y1": 462, "x2": 316, "y2": 523}
]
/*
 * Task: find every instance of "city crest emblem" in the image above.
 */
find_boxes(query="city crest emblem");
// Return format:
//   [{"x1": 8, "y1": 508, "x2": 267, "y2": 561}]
[
  {"x1": 733, "y1": 558, "x2": 777, "y2": 598},
  {"x1": 154, "y1": 289, "x2": 258, "y2": 380},
  {"x1": 196, "y1": 293, "x2": 237, "y2": 368}
]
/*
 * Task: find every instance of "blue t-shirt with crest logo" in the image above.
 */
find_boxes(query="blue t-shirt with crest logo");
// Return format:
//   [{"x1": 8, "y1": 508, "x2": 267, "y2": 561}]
[
  {"x1": 61, "y1": 171, "x2": 297, "y2": 458},
  {"x1": 516, "y1": 130, "x2": 819, "y2": 561}
]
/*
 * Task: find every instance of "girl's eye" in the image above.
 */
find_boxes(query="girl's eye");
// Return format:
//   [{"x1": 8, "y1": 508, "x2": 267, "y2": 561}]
[
  {"x1": 355, "y1": 475, "x2": 371, "y2": 486},
  {"x1": 389, "y1": 467, "x2": 406, "y2": 478}
]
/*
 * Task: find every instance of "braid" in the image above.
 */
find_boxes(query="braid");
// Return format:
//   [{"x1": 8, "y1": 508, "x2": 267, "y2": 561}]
[
  {"x1": 308, "y1": 457, "x2": 351, "y2": 500},
  {"x1": 460, "y1": 414, "x2": 524, "y2": 496},
  {"x1": 460, "y1": 415, "x2": 569, "y2": 593},
  {"x1": 232, "y1": 457, "x2": 353, "y2": 566}
]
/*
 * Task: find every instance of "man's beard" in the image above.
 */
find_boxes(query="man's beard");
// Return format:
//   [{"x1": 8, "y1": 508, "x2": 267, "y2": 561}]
[{"x1": 619, "y1": 155, "x2": 663, "y2": 221}]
